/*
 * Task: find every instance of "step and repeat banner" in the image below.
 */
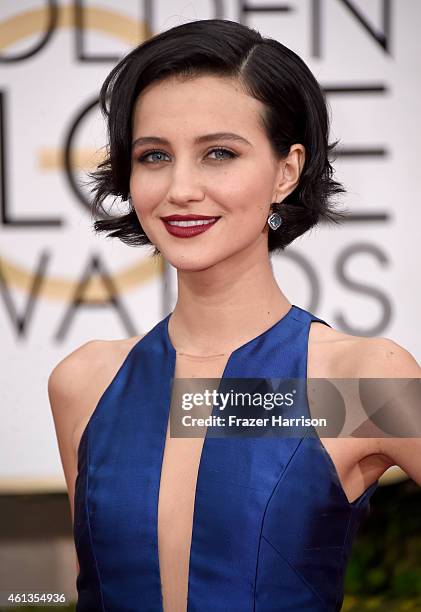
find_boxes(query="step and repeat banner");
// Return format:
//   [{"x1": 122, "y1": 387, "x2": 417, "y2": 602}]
[{"x1": 0, "y1": 0, "x2": 420, "y2": 490}]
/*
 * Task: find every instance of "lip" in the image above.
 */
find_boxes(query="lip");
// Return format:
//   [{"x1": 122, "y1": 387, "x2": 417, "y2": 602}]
[
  {"x1": 161, "y1": 214, "x2": 220, "y2": 221},
  {"x1": 161, "y1": 216, "x2": 221, "y2": 238}
]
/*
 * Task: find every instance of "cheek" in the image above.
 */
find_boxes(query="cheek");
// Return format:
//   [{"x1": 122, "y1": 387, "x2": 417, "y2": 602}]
[
  {"x1": 226, "y1": 162, "x2": 273, "y2": 201},
  {"x1": 217, "y1": 174, "x2": 271, "y2": 220},
  {"x1": 129, "y1": 175, "x2": 164, "y2": 218},
  {"x1": 130, "y1": 198, "x2": 151, "y2": 224}
]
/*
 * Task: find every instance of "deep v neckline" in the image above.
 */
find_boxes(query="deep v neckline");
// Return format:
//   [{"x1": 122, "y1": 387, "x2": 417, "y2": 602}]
[
  {"x1": 157, "y1": 305, "x2": 297, "y2": 611},
  {"x1": 73, "y1": 303, "x2": 381, "y2": 612}
]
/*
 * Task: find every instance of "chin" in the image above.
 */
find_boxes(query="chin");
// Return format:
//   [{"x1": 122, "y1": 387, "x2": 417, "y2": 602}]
[{"x1": 164, "y1": 251, "x2": 224, "y2": 272}]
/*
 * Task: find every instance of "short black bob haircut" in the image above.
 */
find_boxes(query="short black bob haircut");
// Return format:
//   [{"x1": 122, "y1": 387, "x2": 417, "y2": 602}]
[{"x1": 90, "y1": 18, "x2": 349, "y2": 255}]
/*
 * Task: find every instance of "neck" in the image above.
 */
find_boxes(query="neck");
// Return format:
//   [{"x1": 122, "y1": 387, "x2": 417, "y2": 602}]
[{"x1": 168, "y1": 251, "x2": 291, "y2": 356}]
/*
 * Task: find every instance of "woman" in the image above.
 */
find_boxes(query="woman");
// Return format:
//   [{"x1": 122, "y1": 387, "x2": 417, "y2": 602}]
[{"x1": 48, "y1": 18, "x2": 421, "y2": 612}]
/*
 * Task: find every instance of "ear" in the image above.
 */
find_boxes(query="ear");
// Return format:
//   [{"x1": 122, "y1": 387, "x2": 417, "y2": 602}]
[{"x1": 272, "y1": 144, "x2": 306, "y2": 201}]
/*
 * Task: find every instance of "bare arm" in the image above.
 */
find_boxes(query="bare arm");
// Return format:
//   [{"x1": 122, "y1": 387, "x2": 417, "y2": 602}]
[
  {"x1": 47, "y1": 335, "x2": 142, "y2": 576},
  {"x1": 47, "y1": 340, "x2": 104, "y2": 576},
  {"x1": 355, "y1": 338, "x2": 421, "y2": 486}
]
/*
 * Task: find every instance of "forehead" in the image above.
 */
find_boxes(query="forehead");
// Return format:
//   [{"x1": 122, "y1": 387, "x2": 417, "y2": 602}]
[{"x1": 132, "y1": 74, "x2": 265, "y2": 135}]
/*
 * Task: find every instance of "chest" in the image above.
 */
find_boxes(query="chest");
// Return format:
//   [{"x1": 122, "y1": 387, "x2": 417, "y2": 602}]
[
  {"x1": 74, "y1": 313, "x2": 381, "y2": 611},
  {"x1": 158, "y1": 340, "x2": 371, "y2": 519}
]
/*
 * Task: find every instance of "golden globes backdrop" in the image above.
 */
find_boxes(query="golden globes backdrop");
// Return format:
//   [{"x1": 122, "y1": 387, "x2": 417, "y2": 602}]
[{"x1": 0, "y1": 1, "x2": 419, "y2": 492}]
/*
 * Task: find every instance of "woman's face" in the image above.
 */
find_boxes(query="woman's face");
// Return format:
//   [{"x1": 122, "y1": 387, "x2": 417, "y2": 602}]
[{"x1": 130, "y1": 74, "x2": 300, "y2": 271}]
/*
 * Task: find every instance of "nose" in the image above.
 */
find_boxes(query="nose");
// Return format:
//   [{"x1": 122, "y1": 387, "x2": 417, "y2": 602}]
[{"x1": 166, "y1": 157, "x2": 205, "y2": 205}]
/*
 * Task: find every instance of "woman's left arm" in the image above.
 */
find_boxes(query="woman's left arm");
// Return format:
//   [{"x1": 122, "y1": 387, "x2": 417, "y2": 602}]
[{"x1": 356, "y1": 338, "x2": 421, "y2": 486}]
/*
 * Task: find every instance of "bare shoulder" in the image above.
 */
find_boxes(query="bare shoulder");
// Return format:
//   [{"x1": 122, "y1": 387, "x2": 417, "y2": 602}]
[
  {"x1": 48, "y1": 334, "x2": 144, "y2": 497},
  {"x1": 48, "y1": 334, "x2": 144, "y2": 477},
  {"x1": 308, "y1": 322, "x2": 371, "y2": 378},
  {"x1": 48, "y1": 339, "x2": 118, "y2": 427},
  {"x1": 332, "y1": 332, "x2": 419, "y2": 378},
  {"x1": 48, "y1": 339, "x2": 110, "y2": 401},
  {"x1": 47, "y1": 335, "x2": 143, "y2": 574},
  {"x1": 309, "y1": 322, "x2": 420, "y2": 378},
  {"x1": 309, "y1": 320, "x2": 364, "y2": 349},
  {"x1": 341, "y1": 333, "x2": 421, "y2": 485},
  {"x1": 309, "y1": 323, "x2": 421, "y2": 485},
  {"x1": 48, "y1": 334, "x2": 144, "y2": 389},
  {"x1": 48, "y1": 335, "x2": 144, "y2": 446},
  {"x1": 351, "y1": 336, "x2": 420, "y2": 377}
]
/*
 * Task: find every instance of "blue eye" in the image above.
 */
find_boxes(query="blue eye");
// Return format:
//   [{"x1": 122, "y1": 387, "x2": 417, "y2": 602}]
[
  {"x1": 138, "y1": 150, "x2": 169, "y2": 163},
  {"x1": 207, "y1": 148, "x2": 237, "y2": 161},
  {"x1": 137, "y1": 147, "x2": 237, "y2": 164}
]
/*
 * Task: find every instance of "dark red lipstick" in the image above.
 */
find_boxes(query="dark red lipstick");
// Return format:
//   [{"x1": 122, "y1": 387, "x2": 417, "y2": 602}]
[{"x1": 161, "y1": 214, "x2": 221, "y2": 238}]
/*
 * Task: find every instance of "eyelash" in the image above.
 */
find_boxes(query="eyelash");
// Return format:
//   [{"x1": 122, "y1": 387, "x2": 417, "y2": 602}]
[{"x1": 137, "y1": 147, "x2": 237, "y2": 164}]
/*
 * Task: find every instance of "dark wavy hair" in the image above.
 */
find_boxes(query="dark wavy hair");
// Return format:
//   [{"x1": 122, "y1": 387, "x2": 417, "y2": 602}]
[{"x1": 89, "y1": 18, "x2": 349, "y2": 255}]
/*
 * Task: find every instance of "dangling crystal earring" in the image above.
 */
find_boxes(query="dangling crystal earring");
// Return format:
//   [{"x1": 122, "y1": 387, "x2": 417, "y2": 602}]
[{"x1": 267, "y1": 205, "x2": 283, "y2": 230}]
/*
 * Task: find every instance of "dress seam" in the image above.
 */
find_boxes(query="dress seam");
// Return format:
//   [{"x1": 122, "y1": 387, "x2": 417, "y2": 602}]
[
  {"x1": 86, "y1": 427, "x2": 106, "y2": 612},
  {"x1": 253, "y1": 435, "x2": 307, "y2": 611},
  {"x1": 261, "y1": 534, "x2": 329, "y2": 610}
]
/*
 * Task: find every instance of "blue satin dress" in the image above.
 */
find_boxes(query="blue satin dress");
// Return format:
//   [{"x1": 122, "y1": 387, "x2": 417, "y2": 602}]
[{"x1": 73, "y1": 304, "x2": 379, "y2": 611}]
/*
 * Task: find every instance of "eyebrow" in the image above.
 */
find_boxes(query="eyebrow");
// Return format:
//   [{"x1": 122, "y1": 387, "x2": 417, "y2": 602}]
[{"x1": 131, "y1": 132, "x2": 252, "y2": 150}]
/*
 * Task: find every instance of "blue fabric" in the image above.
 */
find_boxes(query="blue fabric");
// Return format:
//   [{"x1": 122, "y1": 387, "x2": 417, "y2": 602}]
[{"x1": 74, "y1": 304, "x2": 378, "y2": 611}]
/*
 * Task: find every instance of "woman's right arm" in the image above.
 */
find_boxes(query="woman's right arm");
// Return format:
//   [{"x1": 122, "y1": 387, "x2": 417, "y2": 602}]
[{"x1": 47, "y1": 340, "x2": 105, "y2": 576}]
